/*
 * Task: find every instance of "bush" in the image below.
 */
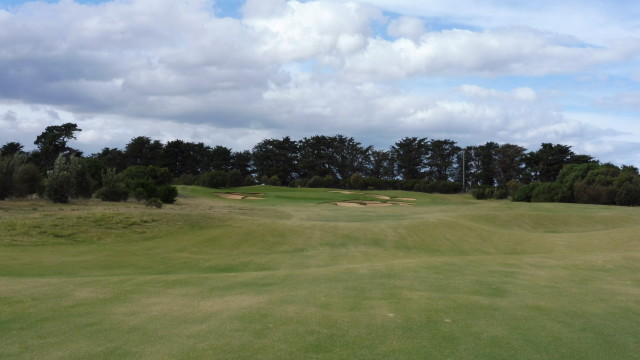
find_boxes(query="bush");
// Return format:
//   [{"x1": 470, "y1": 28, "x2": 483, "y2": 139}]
[
  {"x1": 12, "y1": 163, "x2": 42, "y2": 197},
  {"x1": 615, "y1": 183, "x2": 640, "y2": 206},
  {"x1": 323, "y1": 175, "x2": 337, "y2": 188},
  {"x1": 157, "y1": 185, "x2": 178, "y2": 204},
  {"x1": 307, "y1": 175, "x2": 324, "y2": 188},
  {"x1": 289, "y1": 179, "x2": 306, "y2": 188},
  {"x1": 513, "y1": 183, "x2": 536, "y2": 202},
  {"x1": 471, "y1": 186, "x2": 494, "y2": 200},
  {"x1": 573, "y1": 181, "x2": 617, "y2": 205},
  {"x1": 350, "y1": 173, "x2": 364, "y2": 190},
  {"x1": 132, "y1": 179, "x2": 157, "y2": 201},
  {"x1": 226, "y1": 170, "x2": 243, "y2": 188},
  {"x1": 531, "y1": 182, "x2": 561, "y2": 202},
  {"x1": 493, "y1": 187, "x2": 508, "y2": 199},
  {"x1": 243, "y1": 175, "x2": 258, "y2": 186},
  {"x1": 198, "y1": 171, "x2": 227, "y2": 188},
  {"x1": 176, "y1": 173, "x2": 198, "y2": 185},
  {"x1": 145, "y1": 197, "x2": 163, "y2": 208},
  {"x1": 95, "y1": 168, "x2": 129, "y2": 202},
  {"x1": 267, "y1": 175, "x2": 281, "y2": 186},
  {"x1": 44, "y1": 155, "x2": 73, "y2": 203},
  {"x1": 506, "y1": 179, "x2": 521, "y2": 198}
]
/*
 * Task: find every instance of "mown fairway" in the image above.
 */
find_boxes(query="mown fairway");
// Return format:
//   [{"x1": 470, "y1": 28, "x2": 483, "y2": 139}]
[{"x1": 1, "y1": 186, "x2": 639, "y2": 359}]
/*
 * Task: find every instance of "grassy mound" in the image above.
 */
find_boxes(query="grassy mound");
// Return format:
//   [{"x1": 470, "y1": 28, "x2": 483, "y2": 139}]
[{"x1": 1, "y1": 186, "x2": 639, "y2": 359}]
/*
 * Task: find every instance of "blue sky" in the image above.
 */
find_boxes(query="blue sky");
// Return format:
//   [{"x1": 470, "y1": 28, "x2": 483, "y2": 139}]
[{"x1": 1, "y1": 0, "x2": 639, "y2": 166}]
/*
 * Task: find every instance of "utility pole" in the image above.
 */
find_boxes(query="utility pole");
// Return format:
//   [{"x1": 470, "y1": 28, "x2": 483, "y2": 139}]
[{"x1": 462, "y1": 149, "x2": 466, "y2": 192}]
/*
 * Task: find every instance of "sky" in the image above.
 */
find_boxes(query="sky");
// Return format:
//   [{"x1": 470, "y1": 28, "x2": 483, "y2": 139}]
[{"x1": 1, "y1": 0, "x2": 640, "y2": 166}]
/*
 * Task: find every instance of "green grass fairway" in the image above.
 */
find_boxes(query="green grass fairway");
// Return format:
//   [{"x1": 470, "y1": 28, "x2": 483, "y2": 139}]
[{"x1": 1, "y1": 186, "x2": 639, "y2": 359}]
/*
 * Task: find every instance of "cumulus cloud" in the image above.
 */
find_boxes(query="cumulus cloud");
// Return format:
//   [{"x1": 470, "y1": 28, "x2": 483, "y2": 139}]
[
  {"x1": 387, "y1": 16, "x2": 427, "y2": 42},
  {"x1": 341, "y1": 27, "x2": 640, "y2": 81},
  {"x1": 0, "y1": 0, "x2": 639, "y2": 166}
]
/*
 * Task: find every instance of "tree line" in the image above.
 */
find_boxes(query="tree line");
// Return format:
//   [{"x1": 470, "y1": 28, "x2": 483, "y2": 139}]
[{"x1": 1, "y1": 122, "x2": 639, "y2": 206}]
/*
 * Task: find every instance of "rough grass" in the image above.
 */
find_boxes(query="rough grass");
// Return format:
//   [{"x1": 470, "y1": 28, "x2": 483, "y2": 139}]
[{"x1": 1, "y1": 186, "x2": 639, "y2": 359}]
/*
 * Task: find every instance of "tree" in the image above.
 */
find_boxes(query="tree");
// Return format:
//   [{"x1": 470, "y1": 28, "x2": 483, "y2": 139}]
[
  {"x1": 525, "y1": 143, "x2": 592, "y2": 183},
  {"x1": 207, "y1": 145, "x2": 234, "y2": 172},
  {"x1": 252, "y1": 137, "x2": 299, "y2": 184},
  {"x1": 494, "y1": 144, "x2": 526, "y2": 186},
  {"x1": 365, "y1": 149, "x2": 395, "y2": 180},
  {"x1": 390, "y1": 137, "x2": 429, "y2": 180},
  {"x1": 231, "y1": 150, "x2": 253, "y2": 177},
  {"x1": 473, "y1": 142, "x2": 499, "y2": 186},
  {"x1": 33, "y1": 123, "x2": 82, "y2": 170},
  {"x1": 330, "y1": 135, "x2": 372, "y2": 181},
  {"x1": 198, "y1": 171, "x2": 227, "y2": 188},
  {"x1": 44, "y1": 155, "x2": 74, "y2": 203},
  {"x1": 93, "y1": 147, "x2": 127, "y2": 172},
  {"x1": 298, "y1": 135, "x2": 337, "y2": 179},
  {"x1": 425, "y1": 139, "x2": 459, "y2": 182},
  {"x1": 12, "y1": 162, "x2": 42, "y2": 197},
  {"x1": 0, "y1": 155, "x2": 20, "y2": 200},
  {"x1": 298, "y1": 135, "x2": 371, "y2": 182},
  {"x1": 1, "y1": 142, "x2": 24, "y2": 157},
  {"x1": 124, "y1": 136, "x2": 163, "y2": 167}
]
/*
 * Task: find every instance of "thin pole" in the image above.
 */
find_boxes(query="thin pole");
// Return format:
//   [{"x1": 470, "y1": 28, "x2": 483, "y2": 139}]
[{"x1": 462, "y1": 150, "x2": 465, "y2": 192}]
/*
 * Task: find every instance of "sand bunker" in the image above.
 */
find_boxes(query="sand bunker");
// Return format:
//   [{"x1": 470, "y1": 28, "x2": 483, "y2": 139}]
[
  {"x1": 387, "y1": 201, "x2": 415, "y2": 206},
  {"x1": 218, "y1": 193, "x2": 245, "y2": 200},
  {"x1": 395, "y1": 197, "x2": 416, "y2": 201},
  {"x1": 366, "y1": 194, "x2": 391, "y2": 200},
  {"x1": 218, "y1": 192, "x2": 265, "y2": 200},
  {"x1": 333, "y1": 200, "x2": 403, "y2": 207},
  {"x1": 336, "y1": 202, "x2": 366, "y2": 207}
]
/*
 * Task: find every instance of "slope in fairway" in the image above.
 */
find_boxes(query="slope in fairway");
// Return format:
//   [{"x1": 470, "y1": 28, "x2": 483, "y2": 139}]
[{"x1": 1, "y1": 186, "x2": 639, "y2": 359}]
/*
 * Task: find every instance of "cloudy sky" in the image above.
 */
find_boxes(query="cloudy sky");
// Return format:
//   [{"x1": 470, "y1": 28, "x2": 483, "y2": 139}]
[{"x1": 1, "y1": 0, "x2": 640, "y2": 165}]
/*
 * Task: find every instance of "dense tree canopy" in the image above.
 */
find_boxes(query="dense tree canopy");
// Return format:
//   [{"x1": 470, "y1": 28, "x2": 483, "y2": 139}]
[{"x1": 1, "y1": 123, "x2": 638, "y2": 207}]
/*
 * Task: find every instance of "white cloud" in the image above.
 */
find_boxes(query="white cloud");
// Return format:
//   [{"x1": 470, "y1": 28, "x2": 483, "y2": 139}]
[
  {"x1": 339, "y1": 0, "x2": 640, "y2": 45},
  {"x1": 0, "y1": 0, "x2": 639, "y2": 167},
  {"x1": 341, "y1": 28, "x2": 640, "y2": 81},
  {"x1": 387, "y1": 16, "x2": 427, "y2": 42},
  {"x1": 242, "y1": 0, "x2": 381, "y2": 61}
]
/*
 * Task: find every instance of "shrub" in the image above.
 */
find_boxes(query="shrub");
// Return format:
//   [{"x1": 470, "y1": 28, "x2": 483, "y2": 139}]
[
  {"x1": 226, "y1": 170, "x2": 243, "y2": 188},
  {"x1": 307, "y1": 175, "x2": 324, "y2": 188},
  {"x1": 198, "y1": 171, "x2": 227, "y2": 188},
  {"x1": 176, "y1": 173, "x2": 198, "y2": 185},
  {"x1": 132, "y1": 179, "x2": 157, "y2": 201},
  {"x1": 506, "y1": 179, "x2": 521, "y2": 198},
  {"x1": 12, "y1": 163, "x2": 42, "y2": 198},
  {"x1": 531, "y1": 182, "x2": 561, "y2": 202},
  {"x1": 243, "y1": 175, "x2": 258, "y2": 186},
  {"x1": 267, "y1": 175, "x2": 281, "y2": 186},
  {"x1": 615, "y1": 183, "x2": 640, "y2": 206},
  {"x1": 493, "y1": 187, "x2": 508, "y2": 199},
  {"x1": 145, "y1": 197, "x2": 163, "y2": 208},
  {"x1": 95, "y1": 168, "x2": 129, "y2": 202},
  {"x1": 289, "y1": 179, "x2": 306, "y2": 188},
  {"x1": 350, "y1": 173, "x2": 364, "y2": 190},
  {"x1": 323, "y1": 175, "x2": 337, "y2": 188},
  {"x1": 471, "y1": 186, "x2": 494, "y2": 200},
  {"x1": 574, "y1": 181, "x2": 617, "y2": 205},
  {"x1": 45, "y1": 155, "x2": 74, "y2": 203},
  {"x1": 513, "y1": 183, "x2": 536, "y2": 202},
  {"x1": 157, "y1": 185, "x2": 178, "y2": 204},
  {"x1": 433, "y1": 181, "x2": 462, "y2": 194}
]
